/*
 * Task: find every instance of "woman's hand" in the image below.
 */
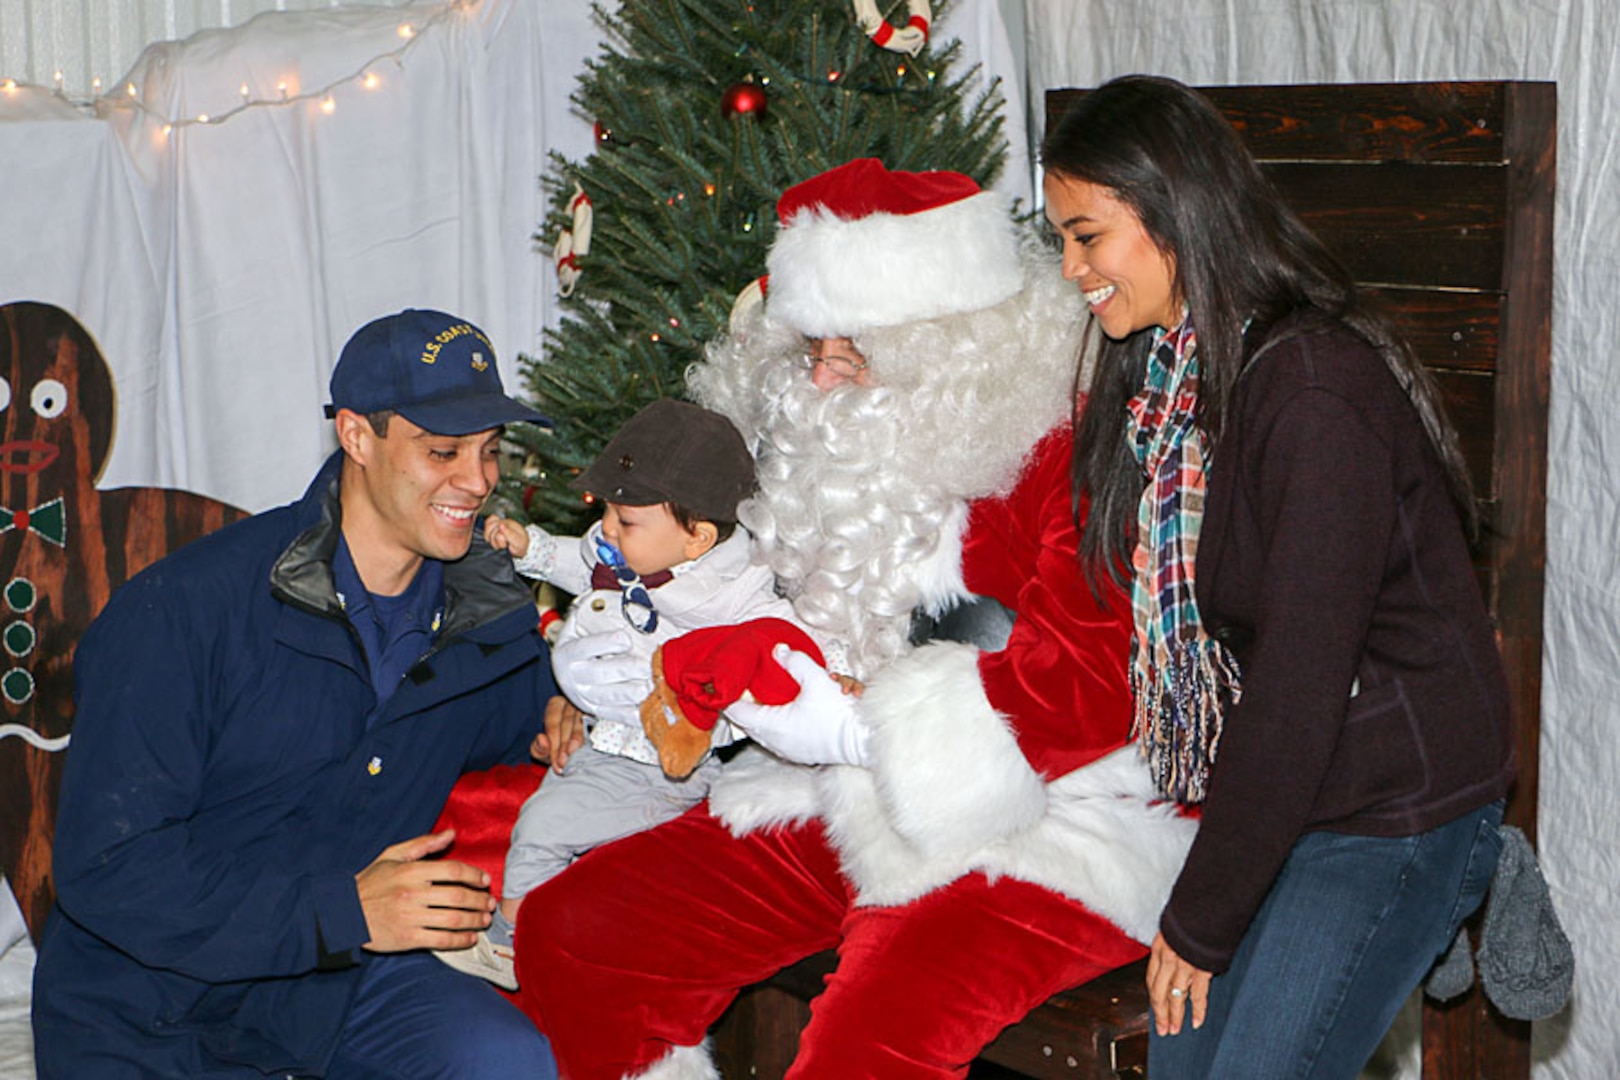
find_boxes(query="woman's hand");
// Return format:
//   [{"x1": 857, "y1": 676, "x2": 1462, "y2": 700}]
[{"x1": 1147, "y1": 931, "x2": 1212, "y2": 1036}]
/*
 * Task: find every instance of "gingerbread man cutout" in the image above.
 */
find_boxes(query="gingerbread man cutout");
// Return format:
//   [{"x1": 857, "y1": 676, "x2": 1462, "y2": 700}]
[{"x1": 0, "y1": 302, "x2": 245, "y2": 940}]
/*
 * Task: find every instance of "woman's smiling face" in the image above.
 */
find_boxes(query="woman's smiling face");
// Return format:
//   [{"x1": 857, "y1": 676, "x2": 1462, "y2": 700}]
[{"x1": 1043, "y1": 172, "x2": 1182, "y2": 340}]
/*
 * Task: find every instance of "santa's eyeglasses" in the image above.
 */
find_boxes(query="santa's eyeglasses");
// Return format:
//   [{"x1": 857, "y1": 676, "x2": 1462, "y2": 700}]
[{"x1": 796, "y1": 349, "x2": 869, "y2": 380}]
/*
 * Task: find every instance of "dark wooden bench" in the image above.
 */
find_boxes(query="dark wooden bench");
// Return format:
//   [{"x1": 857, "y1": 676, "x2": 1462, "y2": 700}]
[
  {"x1": 709, "y1": 78, "x2": 1554, "y2": 1080},
  {"x1": 715, "y1": 952, "x2": 1151, "y2": 1080}
]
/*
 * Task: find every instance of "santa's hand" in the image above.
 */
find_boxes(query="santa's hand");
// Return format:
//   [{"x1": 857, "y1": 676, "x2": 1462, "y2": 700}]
[
  {"x1": 551, "y1": 630, "x2": 651, "y2": 725},
  {"x1": 726, "y1": 646, "x2": 870, "y2": 767}
]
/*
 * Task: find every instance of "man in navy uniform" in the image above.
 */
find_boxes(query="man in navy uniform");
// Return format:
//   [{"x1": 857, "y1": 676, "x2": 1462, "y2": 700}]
[{"x1": 33, "y1": 309, "x2": 561, "y2": 1078}]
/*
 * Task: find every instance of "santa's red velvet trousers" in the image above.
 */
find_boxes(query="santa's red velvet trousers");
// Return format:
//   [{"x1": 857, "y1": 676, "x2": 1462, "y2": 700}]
[{"x1": 513, "y1": 803, "x2": 1145, "y2": 1080}]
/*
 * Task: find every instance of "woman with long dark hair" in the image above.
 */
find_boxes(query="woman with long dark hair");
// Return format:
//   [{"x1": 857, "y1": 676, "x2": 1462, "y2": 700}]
[{"x1": 1042, "y1": 75, "x2": 1515, "y2": 1077}]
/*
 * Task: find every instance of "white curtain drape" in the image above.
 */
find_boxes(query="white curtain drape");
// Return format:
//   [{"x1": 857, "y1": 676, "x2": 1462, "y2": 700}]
[
  {"x1": 0, "y1": 0, "x2": 602, "y2": 511},
  {"x1": 0, "y1": 0, "x2": 419, "y2": 101}
]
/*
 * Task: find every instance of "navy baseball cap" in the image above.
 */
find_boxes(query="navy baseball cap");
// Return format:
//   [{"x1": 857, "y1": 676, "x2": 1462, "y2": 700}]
[{"x1": 324, "y1": 308, "x2": 551, "y2": 435}]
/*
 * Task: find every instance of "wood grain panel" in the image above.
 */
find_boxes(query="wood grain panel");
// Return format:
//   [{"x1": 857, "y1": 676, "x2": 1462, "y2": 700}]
[{"x1": 1046, "y1": 82, "x2": 1509, "y2": 163}]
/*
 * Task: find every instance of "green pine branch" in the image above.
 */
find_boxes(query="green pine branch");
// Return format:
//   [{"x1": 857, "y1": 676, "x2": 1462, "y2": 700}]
[{"x1": 499, "y1": 0, "x2": 1008, "y2": 532}]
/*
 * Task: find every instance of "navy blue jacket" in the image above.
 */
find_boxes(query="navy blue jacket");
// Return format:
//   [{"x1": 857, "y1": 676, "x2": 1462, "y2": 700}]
[{"x1": 32, "y1": 452, "x2": 553, "y2": 1076}]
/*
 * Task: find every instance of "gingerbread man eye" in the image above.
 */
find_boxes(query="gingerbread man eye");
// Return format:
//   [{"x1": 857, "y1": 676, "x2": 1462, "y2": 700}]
[
  {"x1": 0, "y1": 377, "x2": 10, "y2": 413},
  {"x1": 31, "y1": 379, "x2": 67, "y2": 419}
]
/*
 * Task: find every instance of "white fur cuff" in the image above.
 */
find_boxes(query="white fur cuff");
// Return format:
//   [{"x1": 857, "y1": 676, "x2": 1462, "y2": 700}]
[
  {"x1": 623, "y1": 1041, "x2": 717, "y2": 1080},
  {"x1": 863, "y1": 641, "x2": 1049, "y2": 856}
]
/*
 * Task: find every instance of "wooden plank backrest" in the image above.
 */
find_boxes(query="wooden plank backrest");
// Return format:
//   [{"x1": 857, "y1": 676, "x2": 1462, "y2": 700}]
[{"x1": 1046, "y1": 81, "x2": 1555, "y2": 1080}]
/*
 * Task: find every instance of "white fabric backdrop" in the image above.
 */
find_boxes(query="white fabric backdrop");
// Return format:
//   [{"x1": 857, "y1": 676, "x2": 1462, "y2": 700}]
[
  {"x1": 1025, "y1": 4, "x2": 1614, "y2": 1078},
  {"x1": 0, "y1": 0, "x2": 422, "y2": 102},
  {"x1": 0, "y1": 1, "x2": 1608, "y2": 1077},
  {"x1": 1, "y1": 0, "x2": 596, "y2": 512}
]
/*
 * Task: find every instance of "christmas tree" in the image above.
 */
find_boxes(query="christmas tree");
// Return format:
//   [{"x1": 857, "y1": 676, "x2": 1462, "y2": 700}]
[{"x1": 503, "y1": 0, "x2": 1009, "y2": 533}]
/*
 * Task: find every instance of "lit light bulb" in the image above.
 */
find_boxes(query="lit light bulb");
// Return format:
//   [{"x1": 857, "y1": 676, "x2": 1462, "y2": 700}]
[
  {"x1": 398, "y1": 23, "x2": 416, "y2": 39},
  {"x1": 92, "y1": 76, "x2": 102, "y2": 93},
  {"x1": 320, "y1": 96, "x2": 336, "y2": 114},
  {"x1": 2, "y1": 80, "x2": 16, "y2": 94},
  {"x1": 363, "y1": 72, "x2": 380, "y2": 90},
  {"x1": 240, "y1": 83, "x2": 250, "y2": 100},
  {"x1": 196, "y1": 113, "x2": 210, "y2": 124},
  {"x1": 127, "y1": 83, "x2": 137, "y2": 97}
]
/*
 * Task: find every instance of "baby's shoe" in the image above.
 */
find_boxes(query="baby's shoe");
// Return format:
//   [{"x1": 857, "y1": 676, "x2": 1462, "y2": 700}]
[{"x1": 434, "y1": 930, "x2": 518, "y2": 991}]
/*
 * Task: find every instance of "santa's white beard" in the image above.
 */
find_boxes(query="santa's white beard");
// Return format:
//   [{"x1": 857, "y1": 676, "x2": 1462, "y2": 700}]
[{"x1": 689, "y1": 250, "x2": 1089, "y2": 678}]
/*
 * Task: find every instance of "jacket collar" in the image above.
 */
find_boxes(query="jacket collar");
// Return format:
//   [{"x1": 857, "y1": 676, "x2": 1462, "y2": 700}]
[{"x1": 270, "y1": 451, "x2": 536, "y2": 641}]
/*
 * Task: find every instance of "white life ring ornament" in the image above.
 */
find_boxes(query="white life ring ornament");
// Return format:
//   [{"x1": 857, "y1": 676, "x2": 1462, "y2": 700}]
[{"x1": 853, "y1": 0, "x2": 930, "y2": 57}]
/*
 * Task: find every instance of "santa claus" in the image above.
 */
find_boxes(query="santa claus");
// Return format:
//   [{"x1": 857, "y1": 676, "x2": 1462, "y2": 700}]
[{"x1": 514, "y1": 158, "x2": 1196, "y2": 1079}]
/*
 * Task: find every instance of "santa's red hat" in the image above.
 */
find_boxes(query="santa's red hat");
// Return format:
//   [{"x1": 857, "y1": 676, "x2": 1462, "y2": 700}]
[{"x1": 765, "y1": 158, "x2": 1023, "y2": 337}]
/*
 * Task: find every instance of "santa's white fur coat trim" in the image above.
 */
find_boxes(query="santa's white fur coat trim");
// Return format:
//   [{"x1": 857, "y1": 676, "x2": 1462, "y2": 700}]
[
  {"x1": 621, "y1": 1040, "x2": 718, "y2": 1080},
  {"x1": 766, "y1": 193, "x2": 1024, "y2": 336},
  {"x1": 710, "y1": 642, "x2": 1197, "y2": 945}
]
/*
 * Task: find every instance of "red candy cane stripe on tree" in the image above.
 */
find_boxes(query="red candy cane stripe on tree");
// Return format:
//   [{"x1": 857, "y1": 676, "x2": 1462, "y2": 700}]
[
  {"x1": 554, "y1": 182, "x2": 594, "y2": 297},
  {"x1": 853, "y1": 0, "x2": 930, "y2": 56}
]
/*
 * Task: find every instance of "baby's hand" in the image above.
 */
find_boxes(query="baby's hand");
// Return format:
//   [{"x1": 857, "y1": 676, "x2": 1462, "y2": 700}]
[
  {"x1": 485, "y1": 516, "x2": 530, "y2": 557},
  {"x1": 834, "y1": 674, "x2": 864, "y2": 697}
]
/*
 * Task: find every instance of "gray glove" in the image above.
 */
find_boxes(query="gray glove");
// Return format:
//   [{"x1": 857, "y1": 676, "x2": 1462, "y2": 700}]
[
  {"x1": 1476, "y1": 825, "x2": 1574, "y2": 1021},
  {"x1": 1425, "y1": 824, "x2": 1573, "y2": 1022}
]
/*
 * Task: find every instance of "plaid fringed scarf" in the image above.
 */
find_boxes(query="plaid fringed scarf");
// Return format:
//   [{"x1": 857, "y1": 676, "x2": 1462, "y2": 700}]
[{"x1": 1125, "y1": 320, "x2": 1242, "y2": 803}]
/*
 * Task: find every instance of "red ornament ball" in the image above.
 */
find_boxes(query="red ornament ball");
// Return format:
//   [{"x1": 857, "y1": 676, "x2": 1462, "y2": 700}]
[
  {"x1": 721, "y1": 82, "x2": 768, "y2": 119},
  {"x1": 593, "y1": 120, "x2": 613, "y2": 145}
]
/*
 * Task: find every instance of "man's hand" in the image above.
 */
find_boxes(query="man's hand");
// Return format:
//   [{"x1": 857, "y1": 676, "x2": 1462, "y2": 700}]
[
  {"x1": 355, "y1": 829, "x2": 494, "y2": 953},
  {"x1": 531, "y1": 695, "x2": 587, "y2": 771}
]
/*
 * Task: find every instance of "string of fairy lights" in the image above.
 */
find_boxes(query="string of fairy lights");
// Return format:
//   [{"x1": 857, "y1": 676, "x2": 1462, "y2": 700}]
[{"x1": 0, "y1": 0, "x2": 469, "y2": 135}]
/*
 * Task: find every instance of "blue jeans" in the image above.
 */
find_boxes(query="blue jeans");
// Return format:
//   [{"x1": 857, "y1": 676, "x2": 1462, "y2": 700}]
[
  {"x1": 1150, "y1": 800, "x2": 1503, "y2": 1080},
  {"x1": 324, "y1": 952, "x2": 556, "y2": 1079}
]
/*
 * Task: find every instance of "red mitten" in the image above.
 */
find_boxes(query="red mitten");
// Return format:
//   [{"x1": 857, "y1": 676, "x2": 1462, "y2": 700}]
[
  {"x1": 640, "y1": 619, "x2": 825, "y2": 780},
  {"x1": 662, "y1": 618, "x2": 826, "y2": 729}
]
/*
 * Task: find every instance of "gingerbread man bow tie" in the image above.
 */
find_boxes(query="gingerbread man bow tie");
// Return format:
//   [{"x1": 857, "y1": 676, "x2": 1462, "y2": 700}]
[{"x1": 0, "y1": 496, "x2": 65, "y2": 546}]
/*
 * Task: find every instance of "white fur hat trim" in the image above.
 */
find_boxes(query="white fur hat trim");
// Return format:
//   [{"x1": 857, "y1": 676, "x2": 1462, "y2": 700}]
[{"x1": 766, "y1": 191, "x2": 1024, "y2": 337}]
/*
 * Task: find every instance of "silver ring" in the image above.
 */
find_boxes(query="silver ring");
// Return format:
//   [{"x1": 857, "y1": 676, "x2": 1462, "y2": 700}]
[{"x1": 1170, "y1": 987, "x2": 1186, "y2": 998}]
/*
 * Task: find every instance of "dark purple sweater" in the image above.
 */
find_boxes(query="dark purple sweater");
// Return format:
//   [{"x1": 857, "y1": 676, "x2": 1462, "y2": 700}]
[{"x1": 1159, "y1": 317, "x2": 1516, "y2": 973}]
